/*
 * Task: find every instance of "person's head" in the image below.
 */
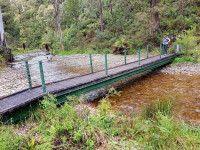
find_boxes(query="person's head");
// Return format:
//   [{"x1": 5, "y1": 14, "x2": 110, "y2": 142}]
[{"x1": 163, "y1": 35, "x2": 166, "y2": 38}]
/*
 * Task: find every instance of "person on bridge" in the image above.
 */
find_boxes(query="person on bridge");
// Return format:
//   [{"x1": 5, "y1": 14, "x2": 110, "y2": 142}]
[
  {"x1": 172, "y1": 33, "x2": 177, "y2": 42},
  {"x1": 163, "y1": 35, "x2": 170, "y2": 55}
]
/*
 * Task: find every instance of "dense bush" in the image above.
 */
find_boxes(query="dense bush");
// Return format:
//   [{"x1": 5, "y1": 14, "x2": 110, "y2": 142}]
[{"x1": 1, "y1": 0, "x2": 199, "y2": 53}]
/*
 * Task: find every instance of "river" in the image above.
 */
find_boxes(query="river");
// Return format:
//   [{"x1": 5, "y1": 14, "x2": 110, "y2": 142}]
[{"x1": 91, "y1": 72, "x2": 200, "y2": 125}]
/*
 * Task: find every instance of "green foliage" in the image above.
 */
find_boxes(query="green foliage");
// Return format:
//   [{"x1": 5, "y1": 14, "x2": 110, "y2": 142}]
[
  {"x1": 172, "y1": 28, "x2": 200, "y2": 62},
  {"x1": 113, "y1": 36, "x2": 130, "y2": 49},
  {"x1": 0, "y1": 126, "x2": 25, "y2": 150},
  {"x1": 173, "y1": 56, "x2": 198, "y2": 64},
  {"x1": 142, "y1": 97, "x2": 173, "y2": 120},
  {"x1": 51, "y1": 48, "x2": 112, "y2": 55},
  {"x1": 0, "y1": 54, "x2": 6, "y2": 68},
  {"x1": 0, "y1": 92, "x2": 200, "y2": 149},
  {"x1": 12, "y1": 48, "x2": 39, "y2": 56},
  {"x1": 2, "y1": 0, "x2": 199, "y2": 54}
]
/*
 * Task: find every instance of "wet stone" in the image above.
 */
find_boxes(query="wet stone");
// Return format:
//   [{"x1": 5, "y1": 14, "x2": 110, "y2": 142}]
[{"x1": 195, "y1": 109, "x2": 200, "y2": 113}]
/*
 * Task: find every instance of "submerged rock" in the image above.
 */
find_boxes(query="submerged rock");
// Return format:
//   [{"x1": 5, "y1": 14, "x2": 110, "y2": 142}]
[
  {"x1": 195, "y1": 108, "x2": 200, "y2": 113},
  {"x1": 82, "y1": 88, "x2": 106, "y2": 102},
  {"x1": 118, "y1": 105, "x2": 134, "y2": 111}
]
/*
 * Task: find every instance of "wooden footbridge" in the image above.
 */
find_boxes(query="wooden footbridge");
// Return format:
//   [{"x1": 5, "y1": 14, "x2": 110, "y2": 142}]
[{"x1": 0, "y1": 51, "x2": 179, "y2": 123}]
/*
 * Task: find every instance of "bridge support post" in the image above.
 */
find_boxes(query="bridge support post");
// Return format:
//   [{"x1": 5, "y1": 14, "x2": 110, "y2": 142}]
[
  {"x1": 105, "y1": 53, "x2": 108, "y2": 75},
  {"x1": 124, "y1": 48, "x2": 126, "y2": 64},
  {"x1": 89, "y1": 54, "x2": 93, "y2": 73},
  {"x1": 138, "y1": 48, "x2": 141, "y2": 65},
  {"x1": 163, "y1": 44, "x2": 164, "y2": 53},
  {"x1": 174, "y1": 44, "x2": 176, "y2": 54},
  {"x1": 25, "y1": 60, "x2": 32, "y2": 90},
  {"x1": 39, "y1": 61, "x2": 46, "y2": 93},
  {"x1": 147, "y1": 45, "x2": 149, "y2": 58},
  {"x1": 160, "y1": 44, "x2": 162, "y2": 58}
]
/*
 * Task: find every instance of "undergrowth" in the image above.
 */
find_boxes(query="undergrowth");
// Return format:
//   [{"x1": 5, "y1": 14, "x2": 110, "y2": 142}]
[
  {"x1": 0, "y1": 90, "x2": 200, "y2": 149},
  {"x1": 173, "y1": 56, "x2": 199, "y2": 64},
  {"x1": 51, "y1": 48, "x2": 112, "y2": 56},
  {"x1": 0, "y1": 55, "x2": 6, "y2": 68},
  {"x1": 12, "y1": 48, "x2": 39, "y2": 55}
]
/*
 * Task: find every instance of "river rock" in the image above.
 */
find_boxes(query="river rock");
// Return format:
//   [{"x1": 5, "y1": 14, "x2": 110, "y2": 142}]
[
  {"x1": 82, "y1": 88, "x2": 106, "y2": 102},
  {"x1": 195, "y1": 108, "x2": 200, "y2": 113},
  {"x1": 118, "y1": 105, "x2": 134, "y2": 111}
]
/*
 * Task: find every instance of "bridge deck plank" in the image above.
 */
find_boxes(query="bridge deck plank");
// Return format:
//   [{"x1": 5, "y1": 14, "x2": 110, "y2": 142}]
[{"x1": 0, "y1": 54, "x2": 175, "y2": 115}]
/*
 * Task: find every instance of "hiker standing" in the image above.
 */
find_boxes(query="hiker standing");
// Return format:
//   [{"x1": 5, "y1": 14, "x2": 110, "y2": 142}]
[
  {"x1": 163, "y1": 35, "x2": 170, "y2": 55},
  {"x1": 177, "y1": 35, "x2": 182, "y2": 53},
  {"x1": 172, "y1": 33, "x2": 177, "y2": 42}
]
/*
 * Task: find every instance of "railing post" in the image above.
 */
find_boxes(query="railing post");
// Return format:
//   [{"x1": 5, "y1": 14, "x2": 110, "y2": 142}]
[
  {"x1": 124, "y1": 48, "x2": 127, "y2": 64},
  {"x1": 174, "y1": 44, "x2": 176, "y2": 54},
  {"x1": 89, "y1": 54, "x2": 93, "y2": 73},
  {"x1": 160, "y1": 44, "x2": 162, "y2": 58},
  {"x1": 138, "y1": 48, "x2": 141, "y2": 65},
  {"x1": 147, "y1": 45, "x2": 149, "y2": 58},
  {"x1": 39, "y1": 61, "x2": 46, "y2": 93},
  {"x1": 163, "y1": 44, "x2": 164, "y2": 54},
  {"x1": 25, "y1": 60, "x2": 32, "y2": 90},
  {"x1": 105, "y1": 53, "x2": 108, "y2": 75}
]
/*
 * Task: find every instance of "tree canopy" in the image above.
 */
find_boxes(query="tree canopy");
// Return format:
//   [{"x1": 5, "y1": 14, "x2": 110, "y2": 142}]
[{"x1": 1, "y1": 0, "x2": 200, "y2": 50}]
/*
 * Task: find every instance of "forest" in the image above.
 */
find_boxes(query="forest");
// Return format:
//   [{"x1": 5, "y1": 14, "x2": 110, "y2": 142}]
[{"x1": 0, "y1": 0, "x2": 200, "y2": 53}]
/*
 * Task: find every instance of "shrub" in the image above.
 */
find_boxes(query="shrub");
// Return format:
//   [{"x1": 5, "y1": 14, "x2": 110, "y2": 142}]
[
  {"x1": 173, "y1": 56, "x2": 198, "y2": 64},
  {"x1": 0, "y1": 126, "x2": 25, "y2": 150}
]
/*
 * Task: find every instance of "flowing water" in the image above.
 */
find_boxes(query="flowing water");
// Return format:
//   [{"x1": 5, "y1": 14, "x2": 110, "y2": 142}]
[{"x1": 92, "y1": 73, "x2": 200, "y2": 124}]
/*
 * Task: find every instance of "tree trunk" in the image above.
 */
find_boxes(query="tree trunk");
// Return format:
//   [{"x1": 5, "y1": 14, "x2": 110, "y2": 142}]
[
  {"x1": 153, "y1": 0, "x2": 159, "y2": 33},
  {"x1": 124, "y1": 0, "x2": 126, "y2": 19},
  {"x1": 0, "y1": 9, "x2": 13, "y2": 62},
  {"x1": 179, "y1": 0, "x2": 183, "y2": 15},
  {"x1": 110, "y1": 0, "x2": 112, "y2": 15},
  {"x1": 53, "y1": 0, "x2": 64, "y2": 50},
  {"x1": 149, "y1": 10, "x2": 153, "y2": 35},
  {"x1": 19, "y1": 0, "x2": 25, "y2": 12},
  {"x1": 98, "y1": 0, "x2": 104, "y2": 32}
]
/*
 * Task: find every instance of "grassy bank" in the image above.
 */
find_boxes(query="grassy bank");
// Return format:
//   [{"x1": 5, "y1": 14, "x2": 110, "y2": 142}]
[
  {"x1": 12, "y1": 48, "x2": 39, "y2": 56},
  {"x1": 0, "y1": 90, "x2": 199, "y2": 150},
  {"x1": 0, "y1": 55, "x2": 6, "y2": 69}
]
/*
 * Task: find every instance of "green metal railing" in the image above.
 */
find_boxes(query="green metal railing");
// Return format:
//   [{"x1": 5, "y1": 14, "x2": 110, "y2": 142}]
[
  {"x1": 160, "y1": 44, "x2": 162, "y2": 58},
  {"x1": 105, "y1": 53, "x2": 108, "y2": 75},
  {"x1": 89, "y1": 54, "x2": 93, "y2": 73},
  {"x1": 138, "y1": 48, "x2": 141, "y2": 65},
  {"x1": 25, "y1": 60, "x2": 32, "y2": 90},
  {"x1": 124, "y1": 48, "x2": 127, "y2": 65},
  {"x1": 24, "y1": 44, "x2": 181, "y2": 94},
  {"x1": 39, "y1": 61, "x2": 46, "y2": 93}
]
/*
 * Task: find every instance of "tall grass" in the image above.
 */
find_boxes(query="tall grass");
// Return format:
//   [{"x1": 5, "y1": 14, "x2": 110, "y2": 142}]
[
  {"x1": 0, "y1": 93, "x2": 200, "y2": 149},
  {"x1": 142, "y1": 98, "x2": 172, "y2": 120}
]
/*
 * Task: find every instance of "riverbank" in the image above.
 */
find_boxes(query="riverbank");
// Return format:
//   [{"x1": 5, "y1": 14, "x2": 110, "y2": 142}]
[
  {"x1": 0, "y1": 94, "x2": 199, "y2": 150},
  {"x1": 1, "y1": 51, "x2": 199, "y2": 97},
  {"x1": 160, "y1": 62, "x2": 200, "y2": 74},
  {"x1": 0, "y1": 51, "x2": 150, "y2": 97}
]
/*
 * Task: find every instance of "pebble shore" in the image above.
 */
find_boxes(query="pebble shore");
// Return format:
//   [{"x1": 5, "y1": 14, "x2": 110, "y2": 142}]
[{"x1": 0, "y1": 51, "x2": 199, "y2": 97}]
